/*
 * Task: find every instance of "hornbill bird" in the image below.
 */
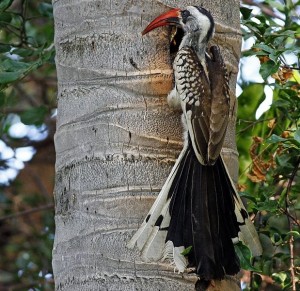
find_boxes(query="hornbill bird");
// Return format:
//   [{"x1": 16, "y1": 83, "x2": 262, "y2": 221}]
[{"x1": 128, "y1": 6, "x2": 262, "y2": 282}]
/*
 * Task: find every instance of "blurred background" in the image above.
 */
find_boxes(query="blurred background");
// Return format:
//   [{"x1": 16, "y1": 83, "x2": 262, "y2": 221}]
[{"x1": 0, "y1": 0, "x2": 55, "y2": 290}]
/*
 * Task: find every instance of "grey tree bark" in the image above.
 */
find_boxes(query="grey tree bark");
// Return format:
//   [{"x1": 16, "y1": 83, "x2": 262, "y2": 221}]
[{"x1": 52, "y1": 0, "x2": 241, "y2": 290}]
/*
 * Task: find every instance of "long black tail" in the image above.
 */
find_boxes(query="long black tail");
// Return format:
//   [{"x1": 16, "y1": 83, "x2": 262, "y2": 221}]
[
  {"x1": 166, "y1": 141, "x2": 240, "y2": 280},
  {"x1": 128, "y1": 141, "x2": 261, "y2": 280}
]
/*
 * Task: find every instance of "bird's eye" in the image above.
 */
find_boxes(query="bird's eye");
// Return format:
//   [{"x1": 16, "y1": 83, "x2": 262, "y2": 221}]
[{"x1": 181, "y1": 10, "x2": 191, "y2": 23}]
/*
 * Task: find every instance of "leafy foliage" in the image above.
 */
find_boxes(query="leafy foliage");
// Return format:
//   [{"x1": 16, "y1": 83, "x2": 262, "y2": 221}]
[
  {"x1": 239, "y1": 1, "x2": 300, "y2": 290},
  {"x1": 0, "y1": 0, "x2": 55, "y2": 132},
  {"x1": 0, "y1": 0, "x2": 55, "y2": 289}
]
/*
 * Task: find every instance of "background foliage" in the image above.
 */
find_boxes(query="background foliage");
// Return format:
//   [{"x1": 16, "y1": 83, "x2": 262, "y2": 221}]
[
  {"x1": 238, "y1": 1, "x2": 299, "y2": 290},
  {"x1": 0, "y1": 0, "x2": 55, "y2": 290},
  {"x1": 0, "y1": 0, "x2": 299, "y2": 290}
]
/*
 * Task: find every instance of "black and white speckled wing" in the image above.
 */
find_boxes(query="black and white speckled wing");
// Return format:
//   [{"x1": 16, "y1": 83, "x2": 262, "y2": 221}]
[
  {"x1": 173, "y1": 47, "x2": 210, "y2": 165},
  {"x1": 174, "y1": 46, "x2": 230, "y2": 165},
  {"x1": 207, "y1": 46, "x2": 231, "y2": 162}
]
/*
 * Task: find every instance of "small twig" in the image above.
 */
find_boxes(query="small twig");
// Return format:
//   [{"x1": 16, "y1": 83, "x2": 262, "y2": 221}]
[
  {"x1": 279, "y1": 208, "x2": 300, "y2": 227},
  {"x1": 19, "y1": 0, "x2": 28, "y2": 45},
  {"x1": 237, "y1": 118, "x2": 275, "y2": 135},
  {"x1": 289, "y1": 235, "x2": 296, "y2": 291},
  {"x1": 281, "y1": 65, "x2": 300, "y2": 71},
  {"x1": 0, "y1": 203, "x2": 54, "y2": 222},
  {"x1": 284, "y1": 157, "x2": 300, "y2": 291},
  {"x1": 239, "y1": 142, "x2": 273, "y2": 178},
  {"x1": 249, "y1": 270, "x2": 254, "y2": 290},
  {"x1": 13, "y1": 83, "x2": 40, "y2": 107},
  {"x1": 242, "y1": 0, "x2": 285, "y2": 21},
  {"x1": 1, "y1": 107, "x2": 28, "y2": 114},
  {"x1": 27, "y1": 167, "x2": 51, "y2": 198},
  {"x1": 3, "y1": 25, "x2": 21, "y2": 38}
]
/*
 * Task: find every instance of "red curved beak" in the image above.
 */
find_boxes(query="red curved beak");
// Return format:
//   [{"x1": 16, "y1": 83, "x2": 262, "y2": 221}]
[{"x1": 142, "y1": 8, "x2": 181, "y2": 35}]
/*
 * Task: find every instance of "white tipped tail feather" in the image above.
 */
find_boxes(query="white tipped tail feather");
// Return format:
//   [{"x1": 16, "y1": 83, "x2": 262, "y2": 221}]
[
  {"x1": 162, "y1": 241, "x2": 187, "y2": 273},
  {"x1": 222, "y1": 158, "x2": 262, "y2": 257},
  {"x1": 127, "y1": 145, "x2": 188, "y2": 266},
  {"x1": 128, "y1": 145, "x2": 262, "y2": 277}
]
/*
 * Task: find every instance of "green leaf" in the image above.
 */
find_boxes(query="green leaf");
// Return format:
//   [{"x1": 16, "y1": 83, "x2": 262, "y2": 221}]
[
  {"x1": 181, "y1": 246, "x2": 192, "y2": 256},
  {"x1": 276, "y1": 154, "x2": 292, "y2": 167},
  {"x1": 242, "y1": 49, "x2": 259, "y2": 57},
  {"x1": 234, "y1": 242, "x2": 261, "y2": 272},
  {"x1": 0, "y1": 11, "x2": 12, "y2": 23},
  {"x1": 254, "y1": 44, "x2": 274, "y2": 54},
  {"x1": 259, "y1": 234, "x2": 274, "y2": 258},
  {"x1": 40, "y1": 46, "x2": 55, "y2": 63},
  {"x1": 237, "y1": 83, "x2": 265, "y2": 118},
  {"x1": 1, "y1": 58, "x2": 31, "y2": 71},
  {"x1": 0, "y1": 91, "x2": 6, "y2": 107},
  {"x1": 268, "y1": 52, "x2": 279, "y2": 63},
  {"x1": 294, "y1": 129, "x2": 300, "y2": 143},
  {"x1": 0, "y1": 0, "x2": 13, "y2": 12},
  {"x1": 266, "y1": 134, "x2": 287, "y2": 144},
  {"x1": 254, "y1": 14, "x2": 267, "y2": 24},
  {"x1": 273, "y1": 36, "x2": 286, "y2": 47},
  {"x1": 259, "y1": 61, "x2": 280, "y2": 80},
  {"x1": 271, "y1": 233, "x2": 283, "y2": 245},
  {"x1": 285, "y1": 231, "x2": 300, "y2": 239},
  {"x1": 257, "y1": 199, "x2": 278, "y2": 212},
  {"x1": 38, "y1": 3, "x2": 53, "y2": 18},
  {"x1": 240, "y1": 7, "x2": 253, "y2": 20},
  {"x1": 0, "y1": 58, "x2": 37, "y2": 85},
  {"x1": 272, "y1": 272, "x2": 287, "y2": 284},
  {"x1": 246, "y1": 23, "x2": 262, "y2": 35},
  {"x1": 0, "y1": 58, "x2": 42, "y2": 86},
  {"x1": 20, "y1": 106, "x2": 48, "y2": 126},
  {"x1": 239, "y1": 192, "x2": 258, "y2": 203},
  {"x1": 278, "y1": 30, "x2": 296, "y2": 36},
  {"x1": 264, "y1": 0, "x2": 285, "y2": 11},
  {"x1": 12, "y1": 48, "x2": 34, "y2": 57},
  {"x1": 0, "y1": 71, "x2": 23, "y2": 84},
  {"x1": 283, "y1": 283, "x2": 293, "y2": 291},
  {"x1": 262, "y1": 259, "x2": 272, "y2": 275},
  {"x1": 0, "y1": 44, "x2": 10, "y2": 53}
]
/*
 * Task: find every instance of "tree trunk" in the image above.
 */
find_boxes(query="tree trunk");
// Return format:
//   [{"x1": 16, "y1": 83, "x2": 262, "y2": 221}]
[{"x1": 52, "y1": 0, "x2": 241, "y2": 290}]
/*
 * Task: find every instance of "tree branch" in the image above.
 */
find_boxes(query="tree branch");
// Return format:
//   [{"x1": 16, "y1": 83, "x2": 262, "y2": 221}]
[
  {"x1": 237, "y1": 118, "x2": 275, "y2": 135},
  {"x1": 0, "y1": 203, "x2": 54, "y2": 222},
  {"x1": 284, "y1": 157, "x2": 300, "y2": 291},
  {"x1": 241, "y1": 0, "x2": 285, "y2": 21}
]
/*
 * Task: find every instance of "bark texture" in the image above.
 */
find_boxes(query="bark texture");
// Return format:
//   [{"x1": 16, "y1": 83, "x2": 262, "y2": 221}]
[{"x1": 52, "y1": 0, "x2": 241, "y2": 290}]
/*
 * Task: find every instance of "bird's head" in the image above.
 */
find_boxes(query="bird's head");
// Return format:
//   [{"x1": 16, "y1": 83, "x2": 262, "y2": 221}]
[{"x1": 142, "y1": 6, "x2": 215, "y2": 53}]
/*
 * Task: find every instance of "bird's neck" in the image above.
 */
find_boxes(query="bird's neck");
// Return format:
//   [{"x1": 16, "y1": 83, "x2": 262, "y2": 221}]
[
  {"x1": 178, "y1": 33, "x2": 209, "y2": 79},
  {"x1": 179, "y1": 33, "x2": 207, "y2": 60}
]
